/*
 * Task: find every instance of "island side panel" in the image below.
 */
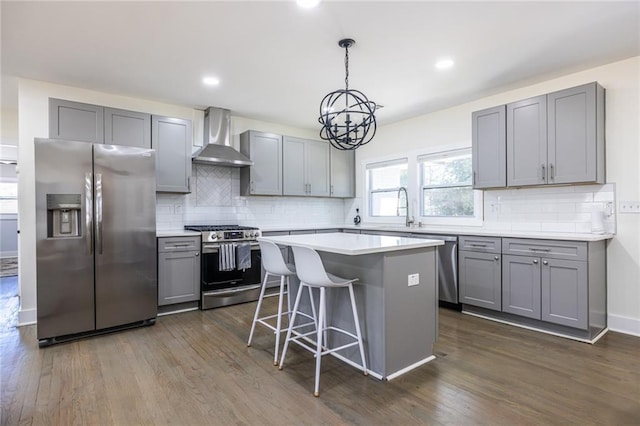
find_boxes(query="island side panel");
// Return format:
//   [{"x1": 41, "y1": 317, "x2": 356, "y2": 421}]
[
  {"x1": 383, "y1": 247, "x2": 437, "y2": 376},
  {"x1": 320, "y1": 252, "x2": 386, "y2": 377}
]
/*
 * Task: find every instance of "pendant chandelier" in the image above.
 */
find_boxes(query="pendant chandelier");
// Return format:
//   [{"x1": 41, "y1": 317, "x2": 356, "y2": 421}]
[{"x1": 318, "y1": 38, "x2": 377, "y2": 150}]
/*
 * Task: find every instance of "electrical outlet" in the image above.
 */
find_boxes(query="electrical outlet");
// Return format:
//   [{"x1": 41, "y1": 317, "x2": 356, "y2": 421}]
[
  {"x1": 408, "y1": 273, "x2": 420, "y2": 286},
  {"x1": 619, "y1": 201, "x2": 640, "y2": 213}
]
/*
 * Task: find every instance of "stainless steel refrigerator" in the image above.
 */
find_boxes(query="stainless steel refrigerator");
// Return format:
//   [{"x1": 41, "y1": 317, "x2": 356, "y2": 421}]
[{"x1": 35, "y1": 138, "x2": 157, "y2": 345}]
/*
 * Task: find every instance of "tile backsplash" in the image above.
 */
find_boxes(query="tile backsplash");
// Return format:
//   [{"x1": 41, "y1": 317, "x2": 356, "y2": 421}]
[
  {"x1": 156, "y1": 164, "x2": 347, "y2": 230},
  {"x1": 157, "y1": 164, "x2": 616, "y2": 235},
  {"x1": 483, "y1": 183, "x2": 616, "y2": 234}
]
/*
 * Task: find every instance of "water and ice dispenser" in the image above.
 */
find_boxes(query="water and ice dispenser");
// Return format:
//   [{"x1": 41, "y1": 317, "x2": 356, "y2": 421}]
[{"x1": 47, "y1": 194, "x2": 81, "y2": 238}]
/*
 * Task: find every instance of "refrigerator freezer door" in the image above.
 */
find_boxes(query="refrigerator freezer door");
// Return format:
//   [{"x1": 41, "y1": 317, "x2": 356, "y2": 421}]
[
  {"x1": 93, "y1": 144, "x2": 157, "y2": 329},
  {"x1": 35, "y1": 139, "x2": 95, "y2": 339}
]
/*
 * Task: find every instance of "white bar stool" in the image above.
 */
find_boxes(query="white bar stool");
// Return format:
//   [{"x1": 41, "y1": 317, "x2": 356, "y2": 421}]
[
  {"x1": 279, "y1": 245, "x2": 368, "y2": 397},
  {"x1": 248, "y1": 240, "x2": 316, "y2": 366}
]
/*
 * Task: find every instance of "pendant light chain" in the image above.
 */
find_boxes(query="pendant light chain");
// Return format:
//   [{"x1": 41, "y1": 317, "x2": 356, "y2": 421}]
[{"x1": 344, "y1": 44, "x2": 349, "y2": 91}]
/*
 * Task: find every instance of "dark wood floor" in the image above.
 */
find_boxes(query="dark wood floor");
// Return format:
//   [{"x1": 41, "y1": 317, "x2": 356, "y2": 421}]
[{"x1": 2, "y1": 296, "x2": 639, "y2": 425}]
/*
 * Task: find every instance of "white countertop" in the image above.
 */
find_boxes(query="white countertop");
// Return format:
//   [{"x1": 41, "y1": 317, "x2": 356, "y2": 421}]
[
  {"x1": 261, "y1": 224, "x2": 613, "y2": 242},
  {"x1": 258, "y1": 232, "x2": 443, "y2": 256},
  {"x1": 156, "y1": 230, "x2": 201, "y2": 238}
]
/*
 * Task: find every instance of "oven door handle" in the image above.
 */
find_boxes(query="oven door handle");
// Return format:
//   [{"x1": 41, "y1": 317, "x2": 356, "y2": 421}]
[
  {"x1": 202, "y1": 241, "x2": 260, "y2": 254},
  {"x1": 202, "y1": 284, "x2": 262, "y2": 298}
]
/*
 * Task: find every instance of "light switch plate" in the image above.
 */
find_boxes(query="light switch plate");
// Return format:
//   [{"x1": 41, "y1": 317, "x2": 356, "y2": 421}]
[{"x1": 408, "y1": 273, "x2": 420, "y2": 286}]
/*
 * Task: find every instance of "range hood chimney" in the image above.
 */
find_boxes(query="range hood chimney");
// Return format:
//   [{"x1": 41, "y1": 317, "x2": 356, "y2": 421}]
[{"x1": 192, "y1": 107, "x2": 253, "y2": 167}]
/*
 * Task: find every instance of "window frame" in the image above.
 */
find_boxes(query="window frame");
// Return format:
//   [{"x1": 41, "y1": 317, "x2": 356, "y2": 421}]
[
  {"x1": 365, "y1": 158, "x2": 409, "y2": 222},
  {"x1": 418, "y1": 148, "x2": 483, "y2": 226}
]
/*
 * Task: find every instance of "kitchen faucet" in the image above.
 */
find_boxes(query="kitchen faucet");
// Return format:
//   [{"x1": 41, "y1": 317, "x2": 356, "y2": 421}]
[{"x1": 396, "y1": 186, "x2": 414, "y2": 228}]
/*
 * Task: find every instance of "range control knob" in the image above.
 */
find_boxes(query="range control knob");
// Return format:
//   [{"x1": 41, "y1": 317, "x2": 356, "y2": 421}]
[{"x1": 217, "y1": 231, "x2": 224, "y2": 240}]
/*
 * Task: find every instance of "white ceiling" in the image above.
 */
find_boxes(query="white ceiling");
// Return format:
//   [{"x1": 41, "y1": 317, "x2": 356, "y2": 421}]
[{"x1": 2, "y1": 1, "x2": 639, "y2": 130}]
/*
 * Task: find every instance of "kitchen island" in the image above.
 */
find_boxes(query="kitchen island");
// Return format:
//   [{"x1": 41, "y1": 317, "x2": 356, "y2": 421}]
[{"x1": 258, "y1": 233, "x2": 444, "y2": 380}]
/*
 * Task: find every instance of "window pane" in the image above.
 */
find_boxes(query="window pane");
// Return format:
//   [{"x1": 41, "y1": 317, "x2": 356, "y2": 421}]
[
  {"x1": 422, "y1": 187, "x2": 474, "y2": 217},
  {"x1": 370, "y1": 190, "x2": 400, "y2": 216},
  {"x1": 421, "y1": 155, "x2": 472, "y2": 186},
  {"x1": 369, "y1": 163, "x2": 408, "y2": 190}
]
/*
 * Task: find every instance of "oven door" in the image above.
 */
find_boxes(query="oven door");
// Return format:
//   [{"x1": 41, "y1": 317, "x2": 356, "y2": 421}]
[{"x1": 201, "y1": 242, "x2": 262, "y2": 309}]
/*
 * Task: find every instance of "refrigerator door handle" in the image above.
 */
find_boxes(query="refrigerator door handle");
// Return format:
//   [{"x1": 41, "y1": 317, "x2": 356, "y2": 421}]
[
  {"x1": 85, "y1": 172, "x2": 93, "y2": 255},
  {"x1": 96, "y1": 173, "x2": 103, "y2": 255}
]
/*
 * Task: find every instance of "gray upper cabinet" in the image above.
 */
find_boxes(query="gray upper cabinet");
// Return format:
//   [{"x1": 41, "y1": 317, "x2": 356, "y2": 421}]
[
  {"x1": 152, "y1": 115, "x2": 192, "y2": 193},
  {"x1": 330, "y1": 148, "x2": 355, "y2": 198},
  {"x1": 240, "y1": 131, "x2": 283, "y2": 196},
  {"x1": 474, "y1": 82, "x2": 605, "y2": 189},
  {"x1": 506, "y1": 95, "x2": 547, "y2": 187},
  {"x1": 283, "y1": 136, "x2": 330, "y2": 197},
  {"x1": 472, "y1": 105, "x2": 506, "y2": 189},
  {"x1": 49, "y1": 98, "x2": 104, "y2": 143},
  {"x1": 547, "y1": 82, "x2": 605, "y2": 185},
  {"x1": 104, "y1": 107, "x2": 151, "y2": 148},
  {"x1": 50, "y1": 99, "x2": 152, "y2": 149}
]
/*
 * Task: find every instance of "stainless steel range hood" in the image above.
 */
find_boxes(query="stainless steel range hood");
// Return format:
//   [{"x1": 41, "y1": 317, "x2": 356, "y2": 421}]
[{"x1": 192, "y1": 107, "x2": 253, "y2": 167}]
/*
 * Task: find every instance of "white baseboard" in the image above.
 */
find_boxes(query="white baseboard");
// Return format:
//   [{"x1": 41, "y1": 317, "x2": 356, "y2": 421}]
[
  {"x1": 608, "y1": 313, "x2": 640, "y2": 337},
  {"x1": 18, "y1": 308, "x2": 36, "y2": 326}
]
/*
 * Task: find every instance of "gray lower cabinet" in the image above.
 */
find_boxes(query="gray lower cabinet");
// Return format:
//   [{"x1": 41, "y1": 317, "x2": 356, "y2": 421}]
[
  {"x1": 49, "y1": 98, "x2": 104, "y2": 143},
  {"x1": 152, "y1": 115, "x2": 192, "y2": 193},
  {"x1": 502, "y1": 254, "x2": 542, "y2": 319},
  {"x1": 330, "y1": 148, "x2": 355, "y2": 198},
  {"x1": 283, "y1": 136, "x2": 330, "y2": 197},
  {"x1": 541, "y1": 258, "x2": 588, "y2": 329},
  {"x1": 240, "y1": 131, "x2": 283, "y2": 195},
  {"x1": 502, "y1": 238, "x2": 600, "y2": 332},
  {"x1": 472, "y1": 105, "x2": 506, "y2": 189},
  {"x1": 158, "y1": 236, "x2": 200, "y2": 306},
  {"x1": 459, "y1": 250, "x2": 502, "y2": 311}
]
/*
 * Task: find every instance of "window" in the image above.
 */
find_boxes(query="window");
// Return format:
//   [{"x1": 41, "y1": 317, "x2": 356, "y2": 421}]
[
  {"x1": 367, "y1": 159, "x2": 408, "y2": 217},
  {"x1": 419, "y1": 149, "x2": 478, "y2": 218}
]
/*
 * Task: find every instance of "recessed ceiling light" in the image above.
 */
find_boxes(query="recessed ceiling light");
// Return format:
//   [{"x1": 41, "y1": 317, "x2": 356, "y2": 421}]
[
  {"x1": 203, "y1": 77, "x2": 220, "y2": 86},
  {"x1": 296, "y1": 0, "x2": 321, "y2": 9},
  {"x1": 435, "y1": 58, "x2": 454, "y2": 70}
]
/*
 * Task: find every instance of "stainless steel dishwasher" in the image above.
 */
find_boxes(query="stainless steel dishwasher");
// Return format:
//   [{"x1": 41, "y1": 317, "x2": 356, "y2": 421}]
[{"x1": 413, "y1": 234, "x2": 459, "y2": 308}]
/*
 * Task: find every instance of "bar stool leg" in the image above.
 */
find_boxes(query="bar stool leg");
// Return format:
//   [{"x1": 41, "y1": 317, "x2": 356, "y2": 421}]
[
  {"x1": 248, "y1": 272, "x2": 270, "y2": 347},
  {"x1": 314, "y1": 286, "x2": 326, "y2": 397},
  {"x1": 348, "y1": 283, "x2": 368, "y2": 375},
  {"x1": 279, "y1": 281, "x2": 305, "y2": 370},
  {"x1": 273, "y1": 274, "x2": 287, "y2": 365}
]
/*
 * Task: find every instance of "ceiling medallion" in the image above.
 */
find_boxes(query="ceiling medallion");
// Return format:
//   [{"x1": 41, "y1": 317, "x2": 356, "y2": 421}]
[{"x1": 318, "y1": 38, "x2": 377, "y2": 150}]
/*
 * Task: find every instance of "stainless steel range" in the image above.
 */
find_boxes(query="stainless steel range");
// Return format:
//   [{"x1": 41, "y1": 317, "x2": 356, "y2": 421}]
[{"x1": 184, "y1": 225, "x2": 262, "y2": 310}]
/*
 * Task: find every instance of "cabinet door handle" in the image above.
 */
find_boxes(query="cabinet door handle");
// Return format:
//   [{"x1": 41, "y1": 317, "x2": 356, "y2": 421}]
[
  {"x1": 473, "y1": 171, "x2": 476, "y2": 186},
  {"x1": 543, "y1": 260, "x2": 549, "y2": 265},
  {"x1": 550, "y1": 163, "x2": 555, "y2": 180},
  {"x1": 251, "y1": 180, "x2": 254, "y2": 192},
  {"x1": 494, "y1": 256, "x2": 500, "y2": 261},
  {"x1": 533, "y1": 259, "x2": 539, "y2": 264},
  {"x1": 541, "y1": 164, "x2": 546, "y2": 182},
  {"x1": 330, "y1": 184, "x2": 334, "y2": 195},
  {"x1": 187, "y1": 176, "x2": 191, "y2": 191},
  {"x1": 195, "y1": 252, "x2": 200, "y2": 256},
  {"x1": 470, "y1": 243, "x2": 487, "y2": 247}
]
